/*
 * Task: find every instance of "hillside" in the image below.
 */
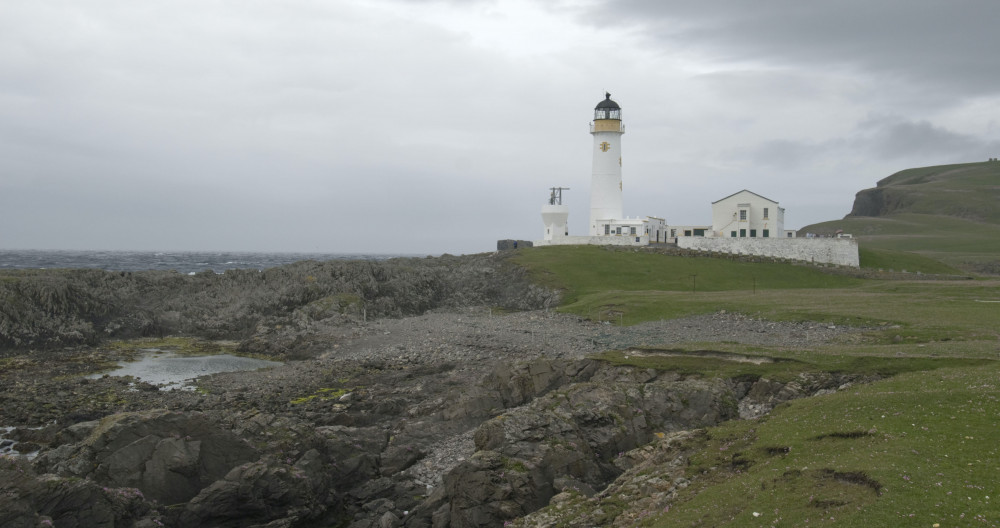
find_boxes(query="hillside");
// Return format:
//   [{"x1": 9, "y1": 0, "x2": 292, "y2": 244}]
[
  {"x1": 800, "y1": 161, "x2": 1000, "y2": 275},
  {"x1": 848, "y1": 161, "x2": 1000, "y2": 222}
]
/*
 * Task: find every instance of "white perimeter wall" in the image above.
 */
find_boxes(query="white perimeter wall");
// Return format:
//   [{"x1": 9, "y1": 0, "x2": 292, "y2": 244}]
[
  {"x1": 534, "y1": 235, "x2": 649, "y2": 247},
  {"x1": 676, "y1": 237, "x2": 859, "y2": 267}
]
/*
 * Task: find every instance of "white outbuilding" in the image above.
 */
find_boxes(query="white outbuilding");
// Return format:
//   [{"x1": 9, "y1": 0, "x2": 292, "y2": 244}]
[{"x1": 710, "y1": 190, "x2": 794, "y2": 239}]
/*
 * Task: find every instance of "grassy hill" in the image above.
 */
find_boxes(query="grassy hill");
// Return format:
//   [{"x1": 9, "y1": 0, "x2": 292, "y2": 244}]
[
  {"x1": 848, "y1": 161, "x2": 1000, "y2": 222},
  {"x1": 510, "y1": 244, "x2": 1000, "y2": 526},
  {"x1": 800, "y1": 161, "x2": 1000, "y2": 275}
]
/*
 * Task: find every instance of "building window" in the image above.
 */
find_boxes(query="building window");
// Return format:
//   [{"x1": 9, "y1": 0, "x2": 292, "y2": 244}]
[
  {"x1": 763, "y1": 208, "x2": 769, "y2": 219},
  {"x1": 740, "y1": 229, "x2": 746, "y2": 237},
  {"x1": 616, "y1": 227, "x2": 622, "y2": 235},
  {"x1": 604, "y1": 224, "x2": 610, "y2": 235},
  {"x1": 670, "y1": 229, "x2": 676, "y2": 237},
  {"x1": 787, "y1": 232, "x2": 793, "y2": 238},
  {"x1": 630, "y1": 227, "x2": 636, "y2": 235},
  {"x1": 731, "y1": 231, "x2": 737, "y2": 237},
  {"x1": 739, "y1": 210, "x2": 747, "y2": 221},
  {"x1": 694, "y1": 229, "x2": 705, "y2": 236},
  {"x1": 750, "y1": 229, "x2": 757, "y2": 237},
  {"x1": 763, "y1": 229, "x2": 769, "y2": 237},
  {"x1": 684, "y1": 230, "x2": 692, "y2": 236}
]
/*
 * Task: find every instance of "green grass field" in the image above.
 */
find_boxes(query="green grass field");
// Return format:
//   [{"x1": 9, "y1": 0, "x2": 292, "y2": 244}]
[
  {"x1": 656, "y1": 364, "x2": 999, "y2": 526},
  {"x1": 511, "y1": 245, "x2": 1000, "y2": 526},
  {"x1": 805, "y1": 213, "x2": 1000, "y2": 274}
]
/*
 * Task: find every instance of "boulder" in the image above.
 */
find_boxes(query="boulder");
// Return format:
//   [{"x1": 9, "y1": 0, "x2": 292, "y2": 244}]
[
  {"x1": 1, "y1": 457, "x2": 151, "y2": 528},
  {"x1": 36, "y1": 409, "x2": 258, "y2": 505},
  {"x1": 178, "y1": 449, "x2": 337, "y2": 527}
]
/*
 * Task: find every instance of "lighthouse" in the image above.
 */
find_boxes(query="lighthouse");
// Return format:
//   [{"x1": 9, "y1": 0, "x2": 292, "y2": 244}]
[
  {"x1": 589, "y1": 92, "x2": 624, "y2": 235},
  {"x1": 535, "y1": 92, "x2": 661, "y2": 248}
]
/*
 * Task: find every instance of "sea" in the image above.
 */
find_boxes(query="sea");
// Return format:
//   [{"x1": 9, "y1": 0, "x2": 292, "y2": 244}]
[{"x1": 0, "y1": 249, "x2": 412, "y2": 274}]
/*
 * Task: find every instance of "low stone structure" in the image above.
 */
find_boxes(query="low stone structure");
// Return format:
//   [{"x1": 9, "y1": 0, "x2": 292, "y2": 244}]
[
  {"x1": 676, "y1": 236, "x2": 859, "y2": 267},
  {"x1": 497, "y1": 239, "x2": 534, "y2": 251}
]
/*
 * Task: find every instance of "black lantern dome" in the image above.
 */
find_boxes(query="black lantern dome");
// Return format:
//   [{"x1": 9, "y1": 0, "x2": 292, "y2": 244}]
[{"x1": 594, "y1": 92, "x2": 621, "y2": 120}]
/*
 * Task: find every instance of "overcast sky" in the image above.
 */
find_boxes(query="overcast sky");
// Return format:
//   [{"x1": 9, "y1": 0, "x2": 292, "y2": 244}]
[{"x1": 2, "y1": 1, "x2": 999, "y2": 254}]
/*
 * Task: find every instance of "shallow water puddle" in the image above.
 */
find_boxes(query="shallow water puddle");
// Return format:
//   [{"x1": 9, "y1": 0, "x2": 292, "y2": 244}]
[
  {"x1": 1, "y1": 424, "x2": 44, "y2": 459},
  {"x1": 90, "y1": 349, "x2": 281, "y2": 390}
]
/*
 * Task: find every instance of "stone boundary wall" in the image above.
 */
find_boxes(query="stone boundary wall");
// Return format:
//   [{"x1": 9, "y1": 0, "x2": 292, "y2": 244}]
[
  {"x1": 676, "y1": 237, "x2": 859, "y2": 267},
  {"x1": 534, "y1": 234, "x2": 649, "y2": 247}
]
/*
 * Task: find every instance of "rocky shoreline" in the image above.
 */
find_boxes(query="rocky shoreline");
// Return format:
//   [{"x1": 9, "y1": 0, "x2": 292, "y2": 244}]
[{"x1": 1, "y1": 255, "x2": 871, "y2": 527}]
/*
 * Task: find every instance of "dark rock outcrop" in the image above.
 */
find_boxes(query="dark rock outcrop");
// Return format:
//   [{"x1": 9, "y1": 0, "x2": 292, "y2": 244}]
[
  {"x1": 847, "y1": 187, "x2": 916, "y2": 217},
  {"x1": 1, "y1": 304, "x2": 874, "y2": 528},
  {"x1": 0, "y1": 253, "x2": 557, "y2": 352},
  {"x1": 35, "y1": 410, "x2": 258, "y2": 505},
  {"x1": 0, "y1": 456, "x2": 151, "y2": 528},
  {"x1": 410, "y1": 372, "x2": 736, "y2": 527},
  {"x1": 404, "y1": 366, "x2": 861, "y2": 528}
]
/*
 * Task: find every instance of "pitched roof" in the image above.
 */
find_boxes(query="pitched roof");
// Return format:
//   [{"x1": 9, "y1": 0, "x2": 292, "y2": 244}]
[{"x1": 711, "y1": 189, "x2": 779, "y2": 205}]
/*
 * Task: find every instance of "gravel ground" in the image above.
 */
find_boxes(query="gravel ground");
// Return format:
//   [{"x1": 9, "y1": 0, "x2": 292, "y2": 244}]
[
  {"x1": 276, "y1": 307, "x2": 867, "y2": 490},
  {"x1": 314, "y1": 306, "x2": 863, "y2": 365}
]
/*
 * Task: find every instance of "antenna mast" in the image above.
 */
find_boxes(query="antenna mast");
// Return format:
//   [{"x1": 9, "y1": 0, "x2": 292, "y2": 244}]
[{"x1": 548, "y1": 187, "x2": 570, "y2": 205}]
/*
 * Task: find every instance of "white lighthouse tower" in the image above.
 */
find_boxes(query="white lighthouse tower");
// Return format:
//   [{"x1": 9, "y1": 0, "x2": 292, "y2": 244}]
[{"x1": 589, "y1": 92, "x2": 625, "y2": 235}]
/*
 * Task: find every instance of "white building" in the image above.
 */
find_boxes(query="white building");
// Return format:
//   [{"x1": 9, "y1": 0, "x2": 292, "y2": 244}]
[{"x1": 709, "y1": 190, "x2": 795, "y2": 239}]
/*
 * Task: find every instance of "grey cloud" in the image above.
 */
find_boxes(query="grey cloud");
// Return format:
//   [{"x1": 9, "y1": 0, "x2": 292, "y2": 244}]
[
  {"x1": 744, "y1": 114, "x2": 996, "y2": 174},
  {"x1": 857, "y1": 114, "x2": 996, "y2": 160},
  {"x1": 750, "y1": 139, "x2": 830, "y2": 169},
  {"x1": 593, "y1": 0, "x2": 1000, "y2": 98}
]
